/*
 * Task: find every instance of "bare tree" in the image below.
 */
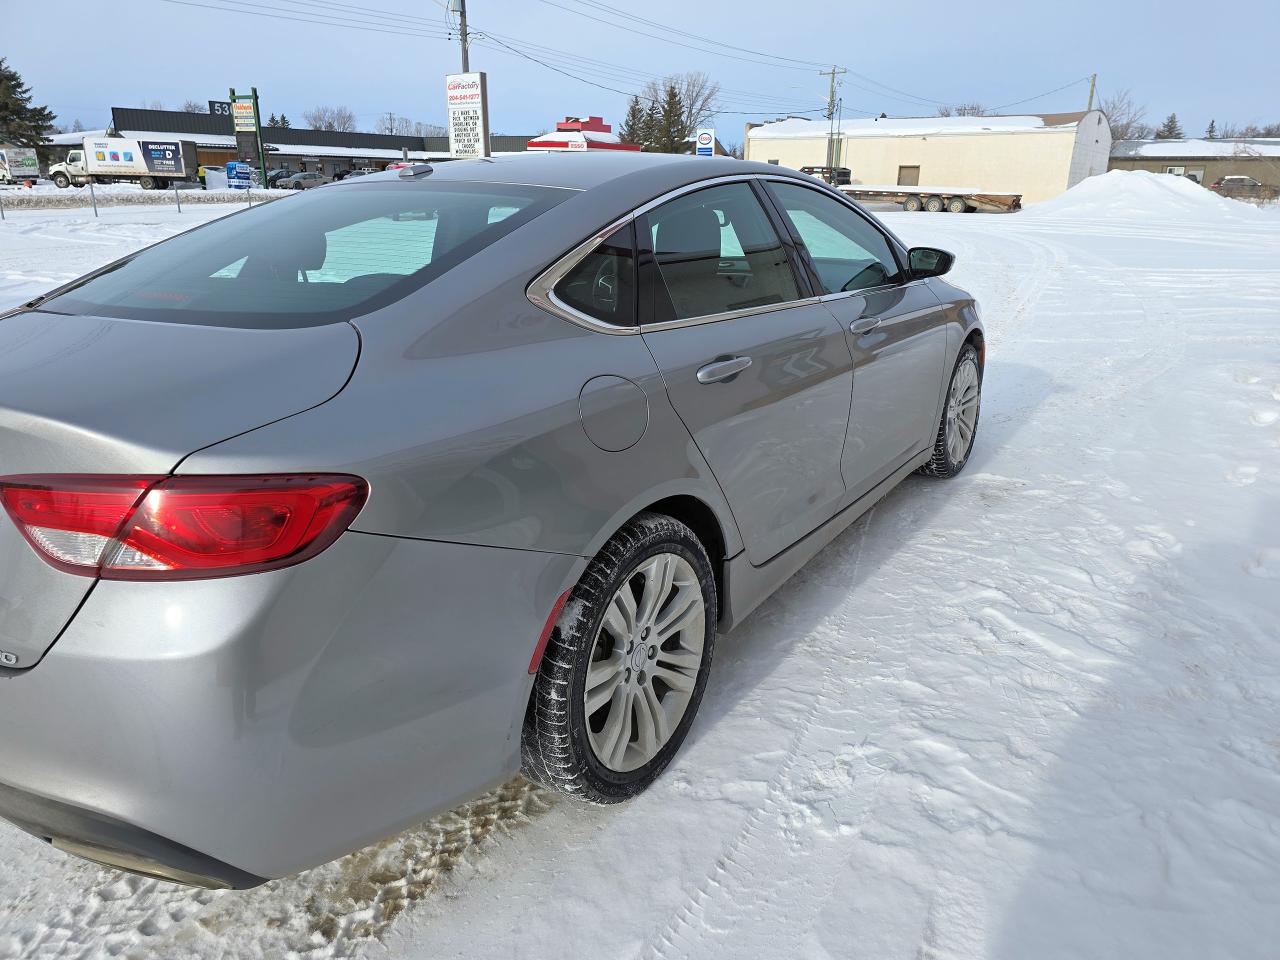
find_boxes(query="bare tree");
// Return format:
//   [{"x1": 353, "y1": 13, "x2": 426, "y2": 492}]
[
  {"x1": 937, "y1": 103, "x2": 986, "y2": 117},
  {"x1": 1099, "y1": 89, "x2": 1152, "y2": 140},
  {"x1": 413, "y1": 120, "x2": 446, "y2": 137},
  {"x1": 302, "y1": 105, "x2": 358, "y2": 132},
  {"x1": 640, "y1": 71, "x2": 721, "y2": 142},
  {"x1": 722, "y1": 139, "x2": 744, "y2": 159},
  {"x1": 181, "y1": 99, "x2": 205, "y2": 113},
  {"x1": 146, "y1": 99, "x2": 165, "y2": 111},
  {"x1": 375, "y1": 114, "x2": 442, "y2": 137}
]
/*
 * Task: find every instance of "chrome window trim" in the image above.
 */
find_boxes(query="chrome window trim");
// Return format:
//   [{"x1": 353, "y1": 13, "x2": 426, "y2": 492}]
[{"x1": 526, "y1": 173, "x2": 821, "y2": 335}]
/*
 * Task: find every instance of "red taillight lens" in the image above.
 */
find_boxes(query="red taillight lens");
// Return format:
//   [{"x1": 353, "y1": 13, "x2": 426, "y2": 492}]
[{"x1": 0, "y1": 474, "x2": 368, "y2": 580}]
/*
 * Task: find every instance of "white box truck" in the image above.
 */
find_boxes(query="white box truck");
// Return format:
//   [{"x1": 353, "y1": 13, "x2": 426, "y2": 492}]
[
  {"x1": 48, "y1": 137, "x2": 199, "y2": 189},
  {"x1": 0, "y1": 146, "x2": 40, "y2": 185}
]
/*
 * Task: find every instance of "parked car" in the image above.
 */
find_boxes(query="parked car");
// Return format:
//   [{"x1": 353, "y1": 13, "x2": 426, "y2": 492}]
[
  {"x1": 1208, "y1": 175, "x2": 1278, "y2": 201},
  {"x1": 0, "y1": 152, "x2": 983, "y2": 889},
  {"x1": 265, "y1": 168, "x2": 293, "y2": 187},
  {"x1": 282, "y1": 171, "x2": 331, "y2": 190},
  {"x1": 800, "y1": 165, "x2": 852, "y2": 186}
]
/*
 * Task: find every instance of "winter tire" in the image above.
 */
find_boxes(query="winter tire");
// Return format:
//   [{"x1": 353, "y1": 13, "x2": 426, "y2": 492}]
[
  {"x1": 924, "y1": 195, "x2": 945, "y2": 213},
  {"x1": 522, "y1": 512, "x2": 717, "y2": 803},
  {"x1": 139, "y1": 176, "x2": 156, "y2": 190},
  {"x1": 902, "y1": 195, "x2": 923, "y2": 212},
  {"x1": 52, "y1": 173, "x2": 69, "y2": 189},
  {"x1": 919, "y1": 342, "x2": 982, "y2": 478},
  {"x1": 947, "y1": 197, "x2": 968, "y2": 214}
]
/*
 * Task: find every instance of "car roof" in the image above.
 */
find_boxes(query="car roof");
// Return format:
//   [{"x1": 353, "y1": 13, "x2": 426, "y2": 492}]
[{"x1": 331, "y1": 151, "x2": 813, "y2": 195}]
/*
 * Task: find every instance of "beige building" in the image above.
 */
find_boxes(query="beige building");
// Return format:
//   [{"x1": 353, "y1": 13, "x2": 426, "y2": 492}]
[
  {"x1": 745, "y1": 111, "x2": 1111, "y2": 203},
  {"x1": 1108, "y1": 138, "x2": 1280, "y2": 186}
]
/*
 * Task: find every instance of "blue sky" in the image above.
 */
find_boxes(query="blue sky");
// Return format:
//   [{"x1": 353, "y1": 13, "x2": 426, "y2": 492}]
[{"x1": 11, "y1": 0, "x2": 1279, "y2": 140}]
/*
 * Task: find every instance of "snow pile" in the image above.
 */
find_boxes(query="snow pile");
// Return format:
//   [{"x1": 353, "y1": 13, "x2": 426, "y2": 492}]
[{"x1": 1026, "y1": 168, "x2": 1264, "y2": 220}]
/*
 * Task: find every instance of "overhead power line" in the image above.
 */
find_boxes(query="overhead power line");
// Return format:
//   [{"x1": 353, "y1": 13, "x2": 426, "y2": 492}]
[{"x1": 990, "y1": 75, "x2": 1094, "y2": 112}]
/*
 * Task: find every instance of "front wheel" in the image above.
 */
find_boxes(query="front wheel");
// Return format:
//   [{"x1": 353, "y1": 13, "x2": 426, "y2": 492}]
[
  {"x1": 522, "y1": 513, "x2": 717, "y2": 803},
  {"x1": 52, "y1": 172, "x2": 69, "y2": 188},
  {"x1": 947, "y1": 197, "x2": 969, "y2": 214},
  {"x1": 919, "y1": 342, "x2": 982, "y2": 478}
]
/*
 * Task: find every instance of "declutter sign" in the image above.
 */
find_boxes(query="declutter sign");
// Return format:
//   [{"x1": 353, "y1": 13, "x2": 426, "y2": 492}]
[{"x1": 446, "y1": 72, "x2": 491, "y2": 159}]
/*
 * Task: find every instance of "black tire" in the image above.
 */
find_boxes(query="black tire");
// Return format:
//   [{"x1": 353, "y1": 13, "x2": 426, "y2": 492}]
[
  {"x1": 52, "y1": 172, "x2": 69, "y2": 189},
  {"x1": 139, "y1": 176, "x2": 156, "y2": 190},
  {"x1": 918, "y1": 342, "x2": 982, "y2": 478},
  {"x1": 902, "y1": 195, "x2": 923, "y2": 212},
  {"x1": 924, "y1": 195, "x2": 945, "y2": 213},
  {"x1": 522, "y1": 512, "x2": 717, "y2": 804},
  {"x1": 947, "y1": 197, "x2": 968, "y2": 214}
]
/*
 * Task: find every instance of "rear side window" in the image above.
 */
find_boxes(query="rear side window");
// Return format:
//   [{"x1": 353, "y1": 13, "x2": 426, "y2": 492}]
[
  {"x1": 44, "y1": 181, "x2": 571, "y2": 328},
  {"x1": 552, "y1": 224, "x2": 635, "y2": 326},
  {"x1": 643, "y1": 182, "x2": 800, "y2": 321}
]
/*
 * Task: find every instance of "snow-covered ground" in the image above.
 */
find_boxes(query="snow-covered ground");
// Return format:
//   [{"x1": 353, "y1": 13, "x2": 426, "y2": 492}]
[{"x1": 0, "y1": 171, "x2": 1278, "y2": 959}]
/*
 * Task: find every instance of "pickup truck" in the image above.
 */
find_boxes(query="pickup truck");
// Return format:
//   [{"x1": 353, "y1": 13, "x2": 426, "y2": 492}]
[{"x1": 48, "y1": 137, "x2": 199, "y2": 189}]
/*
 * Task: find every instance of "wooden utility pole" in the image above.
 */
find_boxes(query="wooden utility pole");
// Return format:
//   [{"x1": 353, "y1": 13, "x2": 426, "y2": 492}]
[
  {"x1": 1087, "y1": 73, "x2": 1097, "y2": 111},
  {"x1": 820, "y1": 65, "x2": 847, "y2": 181},
  {"x1": 457, "y1": 0, "x2": 470, "y2": 72}
]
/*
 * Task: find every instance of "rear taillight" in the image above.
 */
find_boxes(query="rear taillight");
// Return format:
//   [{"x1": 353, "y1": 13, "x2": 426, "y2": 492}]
[{"x1": 0, "y1": 474, "x2": 367, "y2": 580}]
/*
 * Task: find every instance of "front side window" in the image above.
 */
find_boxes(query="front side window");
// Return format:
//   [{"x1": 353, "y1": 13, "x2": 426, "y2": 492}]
[
  {"x1": 644, "y1": 182, "x2": 800, "y2": 322},
  {"x1": 766, "y1": 182, "x2": 901, "y2": 294},
  {"x1": 43, "y1": 181, "x2": 570, "y2": 328},
  {"x1": 553, "y1": 225, "x2": 635, "y2": 326}
]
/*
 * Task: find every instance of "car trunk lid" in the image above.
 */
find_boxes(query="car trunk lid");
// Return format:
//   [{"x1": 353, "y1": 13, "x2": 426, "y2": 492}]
[{"x1": 0, "y1": 310, "x2": 359, "y2": 669}]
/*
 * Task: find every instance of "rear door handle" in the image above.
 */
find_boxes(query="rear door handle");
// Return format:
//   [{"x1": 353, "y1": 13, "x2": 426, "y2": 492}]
[
  {"x1": 849, "y1": 316, "x2": 882, "y2": 335},
  {"x1": 697, "y1": 356, "x2": 753, "y2": 384}
]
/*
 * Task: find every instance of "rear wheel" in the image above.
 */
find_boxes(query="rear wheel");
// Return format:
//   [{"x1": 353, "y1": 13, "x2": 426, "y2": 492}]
[
  {"x1": 924, "y1": 195, "x2": 945, "y2": 213},
  {"x1": 919, "y1": 343, "x2": 982, "y2": 478},
  {"x1": 522, "y1": 513, "x2": 717, "y2": 803},
  {"x1": 139, "y1": 176, "x2": 156, "y2": 190},
  {"x1": 902, "y1": 195, "x2": 923, "y2": 212},
  {"x1": 947, "y1": 197, "x2": 968, "y2": 213}
]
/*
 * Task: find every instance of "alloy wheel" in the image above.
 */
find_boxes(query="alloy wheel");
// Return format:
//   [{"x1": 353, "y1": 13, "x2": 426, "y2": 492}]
[
  {"x1": 584, "y1": 552, "x2": 706, "y2": 773},
  {"x1": 945, "y1": 357, "x2": 980, "y2": 463}
]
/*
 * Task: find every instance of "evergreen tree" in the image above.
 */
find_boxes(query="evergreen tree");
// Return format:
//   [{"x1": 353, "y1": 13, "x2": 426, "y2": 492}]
[
  {"x1": 267, "y1": 113, "x2": 279, "y2": 127},
  {"x1": 618, "y1": 96, "x2": 646, "y2": 146},
  {"x1": 654, "y1": 82, "x2": 687, "y2": 154},
  {"x1": 640, "y1": 102, "x2": 661, "y2": 152},
  {"x1": 0, "y1": 58, "x2": 56, "y2": 147},
  {"x1": 1204, "y1": 119, "x2": 1216, "y2": 139},
  {"x1": 1155, "y1": 112, "x2": 1184, "y2": 139},
  {"x1": 277, "y1": 114, "x2": 292, "y2": 128}
]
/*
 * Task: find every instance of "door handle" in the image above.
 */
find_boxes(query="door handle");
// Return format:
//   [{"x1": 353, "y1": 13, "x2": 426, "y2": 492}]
[
  {"x1": 697, "y1": 356, "x2": 753, "y2": 384},
  {"x1": 849, "y1": 316, "x2": 882, "y2": 335}
]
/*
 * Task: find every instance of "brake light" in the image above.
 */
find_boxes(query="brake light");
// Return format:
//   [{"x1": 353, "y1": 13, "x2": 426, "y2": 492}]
[{"x1": 0, "y1": 474, "x2": 367, "y2": 580}]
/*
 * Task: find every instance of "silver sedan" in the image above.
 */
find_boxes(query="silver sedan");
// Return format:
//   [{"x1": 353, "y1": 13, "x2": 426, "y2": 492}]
[{"x1": 0, "y1": 152, "x2": 983, "y2": 888}]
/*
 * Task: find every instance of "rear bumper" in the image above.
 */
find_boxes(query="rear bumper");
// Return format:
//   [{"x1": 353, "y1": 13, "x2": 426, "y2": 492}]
[
  {"x1": 0, "y1": 531, "x2": 581, "y2": 882},
  {"x1": 0, "y1": 780, "x2": 266, "y2": 889}
]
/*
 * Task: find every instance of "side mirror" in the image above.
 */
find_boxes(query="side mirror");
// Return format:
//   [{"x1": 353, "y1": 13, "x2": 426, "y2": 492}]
[{"x1": 908, "y1": 247, "x2": 954, "y2": 279}]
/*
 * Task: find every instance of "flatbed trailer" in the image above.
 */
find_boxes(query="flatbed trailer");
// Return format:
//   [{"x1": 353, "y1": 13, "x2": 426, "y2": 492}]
[{"x1": 838, "y1": 184, "x2": 1022, "y2": 213}]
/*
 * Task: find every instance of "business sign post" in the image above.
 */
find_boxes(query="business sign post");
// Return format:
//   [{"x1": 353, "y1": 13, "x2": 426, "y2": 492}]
[
  {"x1": 229, "y1": 87, "x2": 268, "y2": 185},
  {"x1": 446, "y1": 72, "x2": 490, "y2": 159},
  {"x1": 695, "y1": 128, "x2": 716, "y2": 157}
]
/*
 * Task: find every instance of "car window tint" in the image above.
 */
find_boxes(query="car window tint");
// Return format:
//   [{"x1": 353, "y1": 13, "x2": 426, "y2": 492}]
[
  {"x1": 766, "y1": 182, "x2": 901, "y2": 294},
  {"x1": 647, "y1": 182, "x2": 800, "y2": 321},
  {"x1": 44, "y1": 182, "x2": 571, "y2": 329},
  {"x1": 553, "y1": 225, "x2": 635, "y2": 326}
]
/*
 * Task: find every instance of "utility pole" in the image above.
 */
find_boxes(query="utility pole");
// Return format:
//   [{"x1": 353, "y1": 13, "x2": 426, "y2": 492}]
[
  {"x1": 820, "y1": 65, "x2": 847, "y2": 182},
  {"x1": 450, "y1": 0, "x2": 470, "y2": 72},
  {"x1": 384, "y1": 111, "x2": 396, "y2": 134},
  {"x1": 1086, "y1": 73, "x2": 1097, "y2": 111}
]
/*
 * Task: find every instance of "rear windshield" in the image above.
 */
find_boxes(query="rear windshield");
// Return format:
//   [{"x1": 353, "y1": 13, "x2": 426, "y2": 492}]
[{"x1": 43, "y1": 180, "x2": 571, "y2": 328}]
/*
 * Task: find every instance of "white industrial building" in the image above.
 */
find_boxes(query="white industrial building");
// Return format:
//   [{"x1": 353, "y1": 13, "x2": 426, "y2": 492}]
[{"x1": 745, "y1": 111, "x2": 1111, "y2": 203}]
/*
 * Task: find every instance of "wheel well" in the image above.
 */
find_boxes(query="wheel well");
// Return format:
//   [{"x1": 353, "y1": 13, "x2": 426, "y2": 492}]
[
  {"x1": 964, "y1": 328, "x2": 986, "y2": 369},
  {"x1": 638, "y1": 495, "x2": 727, "y2": 618}
]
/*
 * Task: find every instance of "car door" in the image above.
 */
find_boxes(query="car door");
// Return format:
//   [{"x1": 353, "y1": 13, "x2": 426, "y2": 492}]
[
  {"x1": 638, "y1": 179, "x2": 855, "y2": 565},
  {"x1": 763, "y1": 180, "x2": 947, "y2": 502}
]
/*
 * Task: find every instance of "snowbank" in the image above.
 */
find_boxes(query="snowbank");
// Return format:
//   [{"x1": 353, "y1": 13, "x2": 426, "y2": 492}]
[
  {"x1": 1025, "y1": 168, "x2": 1265, "y2": 220},
  {"x1": 0, "y1": 184, "x2": 292, "y2": 210}
]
